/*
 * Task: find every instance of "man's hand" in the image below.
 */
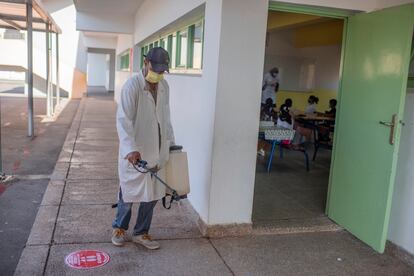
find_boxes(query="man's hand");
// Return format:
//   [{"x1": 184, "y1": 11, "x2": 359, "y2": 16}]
[
  {"x1": 149, "y1": 165, "x2": 160, "y2": 173},
  {"x1": 126, "y1": 151, "x2": 141, "y2": 165}
]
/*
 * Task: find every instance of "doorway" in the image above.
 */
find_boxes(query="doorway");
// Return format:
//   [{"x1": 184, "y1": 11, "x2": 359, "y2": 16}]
[
  {"x1": 253, "y1": 10, "x2": 344, "y2": 228},
  {"x1": 252, "y1": 3, "x2": 414, "y2": 253},
  {"x1": 87, "y1": 53, "x2": 110, "y2": 93},
  {"x1": 86, "y1": 48, "x2": 116, "y2": 96}
]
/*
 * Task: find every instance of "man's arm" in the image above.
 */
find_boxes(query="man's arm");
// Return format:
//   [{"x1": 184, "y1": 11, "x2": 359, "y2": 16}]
[{"x1": 116, "y1": 79, "x2": 141, "y2": 163}]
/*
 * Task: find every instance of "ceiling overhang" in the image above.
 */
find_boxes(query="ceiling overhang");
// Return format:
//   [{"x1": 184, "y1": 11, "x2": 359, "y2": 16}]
[{"x1": 0, "y1": 0, "x2": 61, "y2": 33}]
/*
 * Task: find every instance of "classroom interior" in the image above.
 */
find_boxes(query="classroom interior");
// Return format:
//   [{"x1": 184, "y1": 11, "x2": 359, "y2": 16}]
[{"x1": 252, "y1": 10, "x2": 344, "y2": 228}]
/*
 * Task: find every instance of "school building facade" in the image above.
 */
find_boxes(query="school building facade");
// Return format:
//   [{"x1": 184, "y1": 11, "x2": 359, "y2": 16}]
[
  {"x1": 1, "y1": 0, "x2": 414, "y2": 256},
  {"x1": 77, "y1": 0, "x2": 414, "y2": 255}
]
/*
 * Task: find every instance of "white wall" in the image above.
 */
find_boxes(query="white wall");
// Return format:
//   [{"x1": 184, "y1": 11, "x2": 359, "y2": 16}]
[
  {"x1": 127, "y1": 0, "x2": 414, "y2": 229},
  {"x1": 0, "y1": 36, "x2": 26, "y2": 68},
  {"x1": 83, "y1": 35, "x2": 117, "y2": 49},
  {"x1": 114, "y1": 34, "x2": 133, "y2": 103},
  {"x1": 77, "y1": 11, "x2": 134, "y2": 34},
  {"x1": 43, "y1": 0, "x2": 88, "y2": 97},
  {"x1": 265, "y1": 29, "x2": 342, "y2": 91},
  {"x1": 0, "y1": 0, "x2": 88, "y2": 98},
  {"x1": 134, "y1": 0, "x2": 204, "y2": 44},
  {"x1": 135, "y1": 0, "x2": 267, "y2": 225},
  {"x1": 83, "y1": 33, "x2": 117, "y2": 92},
  {"x1": 134, "y1": 0, "x2": 267, "y2": 225},
  {"x1": 388, "y1": 86, "x2": 414, "y2": 255},
  {"x1": 134, "y1": 0, "x2": 221, "y2": 223},
  {"x1": 107, "y1": 52, "x2": 116, "y2": 92},
  {"x1": 208, "y1": 0, "x2": 268, "y2": 224},
  {"x1": 105, "y1": 54, "x2": 110, "y2": 91},
  {"x1": 87, "y1": 53, "x2": 108, "y2": 86}
]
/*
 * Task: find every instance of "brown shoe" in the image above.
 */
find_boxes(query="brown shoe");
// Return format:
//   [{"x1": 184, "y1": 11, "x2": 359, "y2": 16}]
[
  {"x1": 111, "y1": 228, "x2": 126, "y2": 246},
  {"x1": 132, "y1": 234, "x2": 160, "y2": 250}
]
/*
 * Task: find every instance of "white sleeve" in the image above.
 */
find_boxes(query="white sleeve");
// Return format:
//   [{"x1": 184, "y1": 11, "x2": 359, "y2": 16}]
[{"x1": 116, "y1": 79, "x2": 141, "y2": 158}]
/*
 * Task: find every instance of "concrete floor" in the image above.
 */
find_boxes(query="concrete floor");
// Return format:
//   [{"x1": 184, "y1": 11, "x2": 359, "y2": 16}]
[
  {"x1": 0, "y1": 95, "x2": 79, "y2": 276},
  {"x1": 14, "y1": 95, "x2": 414, "y2": 275},
  {"x1": 253, "y1": 144, "x2": 332, "y2": 226},
  {"x1": 86, "y1": 86, "x2": 111, "y2": 97}
]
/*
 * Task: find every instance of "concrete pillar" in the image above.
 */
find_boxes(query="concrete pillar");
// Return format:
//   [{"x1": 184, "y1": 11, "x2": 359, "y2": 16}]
[
  {"x1": 108, "y1": 53, "x2": 115, "y2": 92},
  {"x1": 206, "y1": 0, "x2": 268, "y2": 225},
  {"x1": 56, "y1": 33, "x2": 60, "y2": 106},
  {"x1": 46, "y1": 23, "x2": 51, "y2": 117},
  {"x1": 133, "y1": 44, "x2": 141, "y2": 72}
]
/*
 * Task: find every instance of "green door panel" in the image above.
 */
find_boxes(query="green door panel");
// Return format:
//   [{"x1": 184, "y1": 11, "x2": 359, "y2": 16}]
[{"x1": 328, "y1": 4, "x2": 414, "y2": 253}]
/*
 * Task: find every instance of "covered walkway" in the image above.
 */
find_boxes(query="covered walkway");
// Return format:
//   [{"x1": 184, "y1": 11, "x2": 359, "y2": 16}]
[
  {"x1": 14, "y1": 95, "x2": 414, "y2": 275},
  {"x1": 0, "y1": 0, "x2": 62, "y2": 138}
]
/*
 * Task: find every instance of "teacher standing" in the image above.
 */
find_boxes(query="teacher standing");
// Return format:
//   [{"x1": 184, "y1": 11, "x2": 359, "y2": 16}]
[{"x1": 261, "y1": 67, "x2": 280, "y2": 105}]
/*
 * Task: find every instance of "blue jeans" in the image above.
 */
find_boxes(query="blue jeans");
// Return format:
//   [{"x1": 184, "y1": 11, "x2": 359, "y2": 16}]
[{"x1": 112, "y1": 189, "x2": 158, "y2": 236}]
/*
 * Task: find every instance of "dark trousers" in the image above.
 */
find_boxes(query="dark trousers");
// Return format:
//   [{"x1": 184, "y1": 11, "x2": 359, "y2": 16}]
[{"x1": 112, "y1": 189, "x2": 158, "y2": 235}]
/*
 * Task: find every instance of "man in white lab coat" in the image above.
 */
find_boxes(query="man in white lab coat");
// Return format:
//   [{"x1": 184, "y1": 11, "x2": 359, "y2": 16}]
[
  {"x1": 111, "y1": 47, "x2": 175, "y2": 250},
  {"x1": 261, "y1": 67, "x2": 280, "y2": 105}
]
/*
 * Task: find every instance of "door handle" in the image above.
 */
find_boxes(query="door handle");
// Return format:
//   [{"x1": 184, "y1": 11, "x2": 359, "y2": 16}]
[{"x1": 379, "y1": 114, "x2": 397, "y2": 145}]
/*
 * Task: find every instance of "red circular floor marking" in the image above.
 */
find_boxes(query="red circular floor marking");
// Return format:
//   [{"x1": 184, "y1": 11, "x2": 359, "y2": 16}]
[{"x1": 65, "y1": 250, "x2": 110, "y2": 269}]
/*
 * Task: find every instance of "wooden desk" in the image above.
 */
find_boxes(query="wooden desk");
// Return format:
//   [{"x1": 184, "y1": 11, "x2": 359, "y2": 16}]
[{"x1": 295, "y1": 114, "x2": 335, "y2": 121}]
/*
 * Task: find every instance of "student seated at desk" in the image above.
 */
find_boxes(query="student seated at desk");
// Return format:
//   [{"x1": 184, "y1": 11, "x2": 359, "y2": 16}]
[
  {"x1": 260, "y1": 98, "x2": 277, "y2": 122},
  {"x1": 277, "y1": 98, "x2": 307, "y2": 149},
  {"x1": 304, "y1": 95, "x2": 319, "y2": 114},
  {"x1": 325, "y1": 99, "x2": 337, "y2": 118},
  {"x1": 290, "y1": 95, "x2": 319, "y2": 145},
  {"x1": 277, "y1": 98, "x2": 294, "y2": 129},
  {"x1": 258, "y1": 98, "x2": 277, "y2": 157},
  {"x1": 317, "y1": 99, "x2": 337, "y2": 142},
  {"x1": 317, "y1": 98, "x2": 337, "y2": 118}
]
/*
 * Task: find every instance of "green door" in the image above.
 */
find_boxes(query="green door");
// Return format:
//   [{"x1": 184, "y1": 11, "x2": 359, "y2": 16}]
[{"x1": 328, "y1": 4, "x2": 414, "y2": 253}]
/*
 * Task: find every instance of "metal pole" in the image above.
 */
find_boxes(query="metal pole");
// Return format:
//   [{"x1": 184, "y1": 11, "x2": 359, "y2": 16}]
[
  {"x1": 56, "y1": 33, "x2": 60, "y2": 106},
  {"x1": 27, "y1": 1, "x2": 34, "y2": 137},
  {"x1": 45, "y1": 23, "x2": 51, "y2": 117},
  {"x1": 0, "y1": 96, "x2": 2, "y2": 173},
  {"x1": 49, "y1": 27, "x2": 54, "y2": 115},
  {"x1": 0, "y1": 93, "x2": 13, "y2": 183}
]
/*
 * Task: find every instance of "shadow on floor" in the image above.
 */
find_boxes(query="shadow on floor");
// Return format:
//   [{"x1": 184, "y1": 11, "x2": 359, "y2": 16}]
[
  {"x1": 0, "y1": 72, "x2": 70, "y2": 97},
  {"x1": 86, "y1": 86, "x2": 114, "y2": 97}
]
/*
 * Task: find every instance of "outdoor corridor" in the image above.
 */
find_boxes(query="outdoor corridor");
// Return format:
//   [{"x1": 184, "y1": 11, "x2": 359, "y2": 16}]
[{"x1": 14, "y1": 95, "x2": 414, "y2": 276}]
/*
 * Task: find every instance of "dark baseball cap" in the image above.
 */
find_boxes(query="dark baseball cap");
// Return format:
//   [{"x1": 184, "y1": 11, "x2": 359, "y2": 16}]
[{"x1": 144, "y1": 47, "x2": 170, "y2": 73}]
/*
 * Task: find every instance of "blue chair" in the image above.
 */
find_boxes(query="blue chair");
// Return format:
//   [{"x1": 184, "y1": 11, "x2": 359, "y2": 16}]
[{"x1": 259, "y1": 134, "x2": 309, "y2": 172}]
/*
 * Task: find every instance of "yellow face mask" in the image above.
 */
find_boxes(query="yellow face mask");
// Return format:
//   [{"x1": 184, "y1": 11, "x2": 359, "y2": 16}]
[{"x1": 145, "y1": 69, "x2": 164, "y2": 84}]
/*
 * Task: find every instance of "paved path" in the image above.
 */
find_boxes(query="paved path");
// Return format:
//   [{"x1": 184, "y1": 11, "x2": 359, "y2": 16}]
[
  {"x1": 0, "y1": 96, "x2": 79, "y2": 276},
  {"x1": 14, "y1": 95, "x2": 414, "y2": 276}
]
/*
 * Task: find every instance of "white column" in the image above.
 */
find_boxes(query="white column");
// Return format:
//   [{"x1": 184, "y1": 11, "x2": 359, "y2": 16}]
[
  {"x1": 46, "y1": 23, "x2": 51, "y2": 117},
  {"x1": 56, "y1": 33, "x2": 60, "y2": 106},
  {"x1": 207, "y1": 0, "x2": 269, "y2": 225}
]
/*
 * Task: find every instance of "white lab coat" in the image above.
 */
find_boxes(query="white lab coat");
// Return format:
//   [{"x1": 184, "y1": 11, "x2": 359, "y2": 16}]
[
  {"x1": 261, "y1": 72, "x2": 279, "y2": 104},
  {"x1": 117, "y1": 71, "x2": 175, "y2": 203}
]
